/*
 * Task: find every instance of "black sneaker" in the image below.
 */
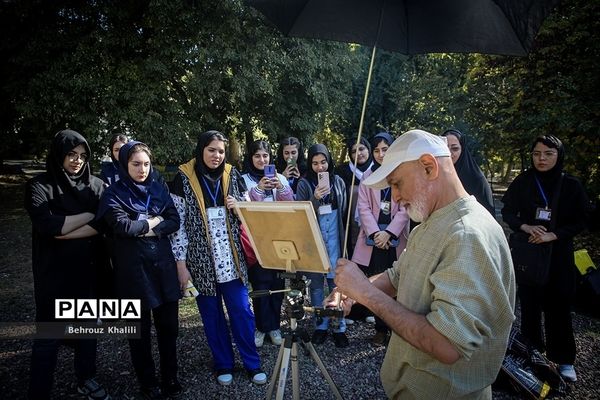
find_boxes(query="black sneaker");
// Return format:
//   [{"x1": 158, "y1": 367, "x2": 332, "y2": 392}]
[
  {"x1": 140, "y1": 386, "x2": 165, "y2": 400},
  {"x1": 161, "y1": 378, "x2": 182, "y2": 398},
  {"x1": 77, "y1": 378, "x2": 111, "y2": 400},
  {"x1": 311, "y1": 329, "x2": 328, "y2": 344},
  {"x1": 332, "y1": 332, "x2": 349, "y2": 348}
]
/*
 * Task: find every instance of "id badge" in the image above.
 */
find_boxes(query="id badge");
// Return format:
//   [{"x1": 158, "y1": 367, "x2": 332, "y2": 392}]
[
  {"x1": 380, "y1": 201, "x2": 391, "y2": 215},
  {"x1": 318, "y1": 204, "x2": 332, "y2": 215},
  {"x1": 137, "y1": 213, "x2": 148, "y2": 221},
  {"x1": 207, "y1": 206, "x2": 226, "y2": 221},
  {"x1": 536, "y1": 207, "x2": 552, "y2": 221}
]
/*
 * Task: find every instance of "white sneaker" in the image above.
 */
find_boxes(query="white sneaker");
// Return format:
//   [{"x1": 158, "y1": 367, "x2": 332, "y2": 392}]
[
  {"x1": 269, "y1": 329, "x2": 283, "y2": 345},
  {"x1": 250, "y1": 371, "x2": 267, "y2": 385},
  {"x1": 559, "y1": 364, "x2": 577, "y2": 382},
  {"x1": 254, "y1": 330, "x2": 266, "y2": 347},
  {"x1": 344, "y1": 318, "x2": 354, "y2": 325},
  {"x1": 217, "y1": 373, "x2": 233, "y2": 386},
  {"x1": 365, "y1": 316, "x2": 376, "y2": 324}
]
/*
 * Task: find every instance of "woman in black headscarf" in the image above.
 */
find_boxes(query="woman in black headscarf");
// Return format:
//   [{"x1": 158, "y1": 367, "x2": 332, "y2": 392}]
[
  {"x1": 275, "y1": 136, "x2": 307, "y2": 194},
  {"x1": 25, "y1": 129, "x2": 109, "y2": 400},
  {"x1": 99, "y1": 133, "x2": 128, "y2": 185},
  {"x1": 336, "y1": 137, "x2": 373, "y2": 257},
  {"x1": 241, "y1": 140, "x2": 294, "y2": 349},
  {"x1": 297, "y1": 144, "x2": 349, "y2": 347},
  {"x1": 97, "y1": 141, "x2": 182, "y2": 399},
  {"x1": 442, "y1": 129, "x2": 495, "y2": 215},
  {"x1": 169, "y1": 131, "x2": 267, "y2": 387},
  {"x1": 502, "y1": 135, "x2": 588, "y2": 383}
]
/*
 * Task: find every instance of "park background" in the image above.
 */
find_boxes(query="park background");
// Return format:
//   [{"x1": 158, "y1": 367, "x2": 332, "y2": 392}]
[
  {"x1": 0, "y1": 0, "x2": 598, "y2": 200},
  {"x1": 1, "y1": 0, "x2": 599, "y2": 399}
]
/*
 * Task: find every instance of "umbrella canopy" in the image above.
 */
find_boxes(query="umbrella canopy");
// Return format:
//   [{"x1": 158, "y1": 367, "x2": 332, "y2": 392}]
[{"x1": 246, "y1": 0, "x2": 560, "y2": 56}]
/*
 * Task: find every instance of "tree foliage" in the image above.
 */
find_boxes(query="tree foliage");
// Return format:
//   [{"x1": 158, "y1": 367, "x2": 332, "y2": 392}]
[{"x1": 1, "y1": 0, "x2": 597, "y2": 197}]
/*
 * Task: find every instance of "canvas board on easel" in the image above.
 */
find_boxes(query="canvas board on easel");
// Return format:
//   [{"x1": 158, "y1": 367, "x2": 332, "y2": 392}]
[{"x1": 234, "y1": 201, "x2": 330, "y2": 274}]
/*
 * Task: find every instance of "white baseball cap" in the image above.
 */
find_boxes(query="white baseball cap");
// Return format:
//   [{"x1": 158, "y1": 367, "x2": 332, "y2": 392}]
[{"x1": 362, "y1": 129, "x2": 450, "y2": 189}]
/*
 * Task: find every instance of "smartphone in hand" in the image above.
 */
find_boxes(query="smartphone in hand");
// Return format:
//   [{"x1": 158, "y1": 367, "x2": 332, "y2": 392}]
[
  {"x1": 286, "y1": 158, "x2": 297, "y2": 168},
  {"x1": 264, "y1": 164, "x2": 276, "y2": 178},
  {"x1": 317, "y1": 172, "x2": 330, "y2": 194}
]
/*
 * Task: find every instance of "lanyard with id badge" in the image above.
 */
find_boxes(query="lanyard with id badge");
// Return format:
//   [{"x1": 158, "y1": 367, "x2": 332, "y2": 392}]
[
  {"x1": 534, "y1": 176, "x2": 552, "y2": 222},
  {"x1": 202, "y1": 177, "x2": 226, "y2": 223},
  {"x1": 137, "y1": 193, "x2": 151, "y2": 220},
  {"x1": 380, "y1": 187, "x2": 391, "y2": 215}
]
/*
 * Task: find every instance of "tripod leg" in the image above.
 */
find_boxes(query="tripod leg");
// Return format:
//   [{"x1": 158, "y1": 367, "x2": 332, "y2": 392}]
[
  {"x1": 304, "y1": 342, "x2": 344, "y2": 400},
  {"x1": 266, "y1": 342, "x2": 286, "y2": 399},
  {"x1": 291, "y1": 342, "x2": 300, "y2": 400},
  {"x1": 274, "y1": 346, "x2": 292, "y2": 400}
]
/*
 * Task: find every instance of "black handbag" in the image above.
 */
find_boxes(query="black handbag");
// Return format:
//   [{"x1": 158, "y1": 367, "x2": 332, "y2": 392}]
[
  {"x1": 509, "y1": 173, "x2": 563, "y2": 286},
  {"x1": 509, "y1": 232, "x2": 553, "y2": 286}
]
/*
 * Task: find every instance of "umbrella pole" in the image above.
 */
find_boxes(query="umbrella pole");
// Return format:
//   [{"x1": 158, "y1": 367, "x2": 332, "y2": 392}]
[{"x1": 342, "y1": 44, "x2": 378, "y2": 259}]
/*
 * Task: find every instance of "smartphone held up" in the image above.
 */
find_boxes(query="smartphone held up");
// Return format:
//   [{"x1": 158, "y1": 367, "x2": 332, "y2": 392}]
[
  {"x1": 264, "y1": 164, "x2": 276, "y2": 178},
  {"x1": 317, "y1": 172, "x2": 330, "y2": 195}
]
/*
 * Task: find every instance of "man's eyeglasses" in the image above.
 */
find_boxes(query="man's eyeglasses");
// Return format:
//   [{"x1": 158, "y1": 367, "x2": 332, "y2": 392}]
[
  {"x1": 67, "y1": 151, "x2": 89, "y2": 162},
  {"x1": 531, "y1": 151, "x2": 557, "y2": 158}
]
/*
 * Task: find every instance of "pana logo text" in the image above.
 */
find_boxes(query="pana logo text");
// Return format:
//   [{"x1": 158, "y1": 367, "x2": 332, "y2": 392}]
[{"x1": 55, "y1": 299, "x2": 141, "y2": 319}]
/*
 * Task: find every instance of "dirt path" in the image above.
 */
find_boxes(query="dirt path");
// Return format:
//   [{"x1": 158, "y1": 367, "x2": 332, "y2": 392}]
[{"x1": 1, "y1": 178, "x2": 599, "y2": 399}]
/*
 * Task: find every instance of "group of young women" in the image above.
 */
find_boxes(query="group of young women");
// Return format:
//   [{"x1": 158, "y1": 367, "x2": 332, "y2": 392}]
[{"x1": 26, "y1": 127, "x2": 587, "y2": 399}]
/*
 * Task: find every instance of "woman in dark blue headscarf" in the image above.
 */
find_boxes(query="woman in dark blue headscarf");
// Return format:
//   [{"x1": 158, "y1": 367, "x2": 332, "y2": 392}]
[{"x1": 98, "y1": 141, "x2": 182, "y2": 399}]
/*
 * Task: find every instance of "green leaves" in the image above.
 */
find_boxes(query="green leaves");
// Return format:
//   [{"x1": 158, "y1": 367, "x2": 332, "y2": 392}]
[{"x1": 1, "y1": 0, "x2": 597, "y2": 198}]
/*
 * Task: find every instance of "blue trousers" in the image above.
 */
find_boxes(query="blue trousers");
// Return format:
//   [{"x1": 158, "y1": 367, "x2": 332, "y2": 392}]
[
  {"x1": 305, "y1": 274, "x2": 346, "y2": 333},
  {"x1": 248, "y1": 264, "x2": 284, "y2": 333},
  {"x1": 196, "y1": 279, "x2": 260, "y2": 372}
]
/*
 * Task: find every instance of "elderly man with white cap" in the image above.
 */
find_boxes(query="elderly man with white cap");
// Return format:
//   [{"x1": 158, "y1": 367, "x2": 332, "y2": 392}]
[{"x1": 330, "y1": 130, "x2": 516, "y2": 399}]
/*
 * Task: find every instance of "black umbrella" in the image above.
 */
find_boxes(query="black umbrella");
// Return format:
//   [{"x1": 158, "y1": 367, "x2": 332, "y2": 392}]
[
  {"x1": 246, "y1": 0, "x2": 560, "y2": 56},
  {"x1": 246, "y1": 0, "x2": 560, "y2": 257}
]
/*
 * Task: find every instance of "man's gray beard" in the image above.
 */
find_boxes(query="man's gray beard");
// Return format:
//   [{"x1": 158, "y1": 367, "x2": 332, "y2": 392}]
[
  {"x1": 407, "y1": 203, "x2": 425, "y2": 223},
  {"x1": 406, "y1": 182, "x2": 431, "y2": 223}
]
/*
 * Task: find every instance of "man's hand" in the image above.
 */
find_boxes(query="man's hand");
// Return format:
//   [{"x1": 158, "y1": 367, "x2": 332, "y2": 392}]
[
  {"x1": 324, "y1": 288, "x2": 356, "y2": 316},
  {"x1": 334, "y1": 258, "x2": 370, "y2": 302}
]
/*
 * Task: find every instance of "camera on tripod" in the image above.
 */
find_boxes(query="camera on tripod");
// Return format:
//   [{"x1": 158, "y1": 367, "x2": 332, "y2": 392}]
[{"x1": 249, "y1": 271, "x2": 345, "y2": 324}]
